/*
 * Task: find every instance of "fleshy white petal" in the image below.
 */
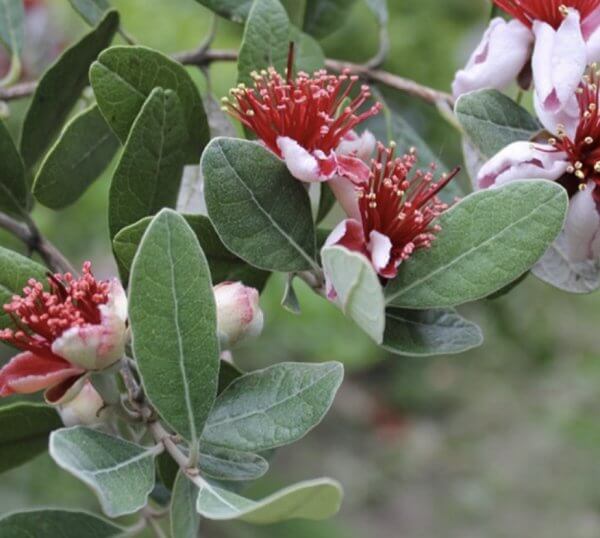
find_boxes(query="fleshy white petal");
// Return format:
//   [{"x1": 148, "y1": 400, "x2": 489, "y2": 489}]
[
  {"x1": 533, "y1": 90, "x2": 580, "y2": 138},
  {"x1": 0, "y1": 351, "x2": 83, "y2": 397},
  {"x1": 324, "y1": 218, "x2": 366, "y2": 252},
  {"x1": 277, "y1": 136, "x2": 325, "y2": 182},
  {"x1": 477, "y1": 141, "x2": 568, "y2": 189},
  {"x1": 563, "y1": 182, "x2": 600, "y2": 262},
  {"x1": 337, "y1": 130, "x2": 376, "y2": 161},
  {"x1": 368, "y1": 230, "x2": 392, "y2": 273},
  {"x1": 336, "y1": 154, "x2": 371, "y2": 185},
  {"x1": 532, "y1": 10, "x2": 587, "y2": 117},
  {"x1": 452, "y1": 18, "x2": 532, "y2": 98}
]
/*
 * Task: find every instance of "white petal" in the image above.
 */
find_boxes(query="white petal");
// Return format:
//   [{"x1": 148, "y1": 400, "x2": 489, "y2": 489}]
[
  {"x1": 368, "y1": 230, "x2": 392, "y2": 272},
  {"x1": 564, "y1": 182, "x2": 600, "y2": 262},
  {"x1": 533, "y1": 90, "x2": 580, "y2": 138},
  {"x1": 477, "y1": 141, "x2": 568, "y2": 189},
  {"x1": 277, "y1": 136, "x2": 322, "y2": 182},
  {"x1": 328, "y1": 176, "x2": 360, "y2": 220},
  {"x1": 336, "y1": 130, "x2": 376, "y2": 161},
  {"x1": 586, "y1": 25, "x2": 600, "y2": 60},
  {"x1": 532, "y1": 11, "x2": 586, "y2": 115},
  {"x1": 452, "y1": 18, "x2": 532, "y2": 98}
]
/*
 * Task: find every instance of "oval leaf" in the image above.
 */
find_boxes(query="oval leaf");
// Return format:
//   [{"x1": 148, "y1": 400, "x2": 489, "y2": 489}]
[
  {"x1": 19, "y1": 10, "x2": 119, "y2": 169},
  {"x1": 33, "y1": 104, "x2": 119, "y2": 210},
  {"x1": 108, "y1": 88, "x2": 187, "y2": 239},
  {"x1": 198, "y1": 442, "x2": 268, "y2": 481},
  {"x1": 171, "y1": 472, "x2": 201, "y2": 538},
  {"x1": 0, "y1": 118, "x2": 27, "y2": 216},
  {"x1": 49, "y1": 426, "x2": 158, "y2": 518},
  {"x1": 385, "y1": 180, "x2": 568, "y2": 309},
  {"x1": 0, "y1": 402, "x2": 62, "y2": 474},
  {"x1": 202, "y1": 137, "x2": 317, "y2": 272},
  {"x1": 201, "y1": 361, "x2": 343, "y2": 452},
  {"x1": 68, "y1": 0, "x2": 111, "y2": 26},
  {"x1": 0, "y1": 510, "x2": 125, "y2": 538},
  {"x1": 455, "y1": 89, "x2": 540, "y2": 159},
  {"x1": 303, "y1": 0, "x2": 356, "y2": 37},
  {"x1": 321, "y1": 245, "x2": 385, "y2": 344},
  {"x1": 196, "y1": 478, "x2": 343, "y2": 523},
  {"x1": 129, "y1": 209, "x2": 220, "y2": 443},
  {"x1": 237, "y1": 0, "x2": 290, "y2": 85},
  {"x1": 383, "y1": 308, "x2": 483, "y2": 357},
  {"x1": 90, "y1": 45, "x2": 208, "y2": 162}
]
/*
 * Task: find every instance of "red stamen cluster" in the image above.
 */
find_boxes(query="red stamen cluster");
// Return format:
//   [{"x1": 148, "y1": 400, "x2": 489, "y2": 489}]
[
  {"x1": 493, "y1": 0, "x2": 600, "y2": 29},
  {"x1": 0, "y1": 262, "x2": 109, "y2": 359},
  {"x1": 549, "y1": 67, "x2": 600, "y2": 191},
  {"x1": 222, "y1": 67, "x2": 382, "y2": 157},
  {"x1": 358, "y1": 143, "x2": 458, "y2": 262}
]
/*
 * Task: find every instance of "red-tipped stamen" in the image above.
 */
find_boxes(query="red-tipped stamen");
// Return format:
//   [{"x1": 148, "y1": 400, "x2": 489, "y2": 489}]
[
  {"x1": 358, "y1": 143, "x2": 459, "y2": 263},
  {"x1": 222, "y1": 66, "x2": 382, "y2": 157},
  {"x1": 0, "y1": 262, "x2": 110, "y2": 359},
  {"x1": 493, "y1": 0, "x2": 600, "y2": 29}
]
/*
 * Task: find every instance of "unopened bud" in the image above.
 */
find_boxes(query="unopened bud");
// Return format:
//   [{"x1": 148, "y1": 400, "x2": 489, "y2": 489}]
[
  {"x1": 58, "y1": 381, "x2": 106, "y2": 427},
  {"x1": 214, "y1": 282, "x2": 264, "y2": 348}
]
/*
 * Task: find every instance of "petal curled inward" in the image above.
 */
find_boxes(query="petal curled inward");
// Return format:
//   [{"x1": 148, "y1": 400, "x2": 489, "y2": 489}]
[
  {"x1": 532, "y1": 10, "x2": 587, "y2": 118},
  {"x1": 277, "y1": 136, "x2": 334, "y2": 182},
  {"x1": 337, "y1": 130, "x2": 376, "y2": 161},
  {"x1": 563, "y1": 182, "x2": 600, "y2": 261},
  {"x1": 51, "y1": 279, "x2": 128, "y2": 371},
  {"x1": 368, "y1": 230, "x2": 393, "y2": 274},
  {"x1": 0, "y1": 351, "x2": 84, "y2": 397},
  {"x1": 452, "y1": 18, "x2": 533, "y2": 98},
  {"x1": 477, "y1": 141, "x2": 568, "y2": 189},
  {"x1": 583, "y1": 5, "x2": 600, "y2": 58}
]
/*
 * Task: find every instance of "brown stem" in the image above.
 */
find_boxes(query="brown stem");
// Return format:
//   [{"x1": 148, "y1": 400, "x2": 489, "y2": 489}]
[{"x1": 0, "y1": 211, "x2": 77, "y2": 274}]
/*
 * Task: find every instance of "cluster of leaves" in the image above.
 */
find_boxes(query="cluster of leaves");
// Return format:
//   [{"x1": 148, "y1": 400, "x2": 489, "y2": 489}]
[{"x1": 0, "y1": 0, "x2": 572, "y2": 536}]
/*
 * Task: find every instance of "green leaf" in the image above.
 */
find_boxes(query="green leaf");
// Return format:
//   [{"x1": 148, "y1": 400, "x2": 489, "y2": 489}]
[
  {"x1": 49, "y1": 426, "x2": 158, "y2": 518},
  {"x1": 0, "y1": 510, "x2": 125, "y2": 538},
  {"x1": 202, "y1": 137, "x2": 317, "y2": 272},
  {"x1": 108, "y1": 88, "x2": 187, "y2": 239},
  {"x1": 290, "y1": 25, "x2": 325, "y2": 74},
  {"x1": 171, "y1": 472, "x2": 200, "y2": 538},
  {"x1": 67, "y1": 0, "x2": 111, "y2": 26},
  {"x1": 237, "y1": 0, "x2": 290, "y2": 85},
  {"x1": 383, "y1": 308, "x2": 483, "y2": 357},
  {"x1": 157, "y1": 451, "x2": 179, "y2": 491},
  {"x1": 302, "y1": 0, "x2": 357, "y2": 38},
  {"x1": 365, "y1": 0, "x2": 388, "y2": 24},
  {"x1": 385, "y1": 180, "x2": 568, "y2": 309},
  {"x1": 196, "y1": 478, "x2": 343, "y2": 523},
  {"x1": 113, "y1": 214, "x2": 269, "y2": 288},
  {"x1": 0, "y1": 247, "x2": 48, "y2": 329},
  {"x1": 532, "y1": 232, "x2": 600, "y2": 293},
  {"x1": 193, "y1": 0, "x2": 254, "y2": 22},
  {"x1": 0, "y1": 0, "x2": 24, "y2": 54},
  {"x1": 19, "y1": 10, "x2": 119, "y2": 169},
  {"x1": 199, "y1": 443, "x2": 268, "y2": 481},
  {"x1": 455, "y1": 89, "x2": 540, "y2": 159},
  {"x1": 90, "y1": 45, "x2": 209, "y2": 163},
  {"x1": 281, "y1": 274, "x2": 301, "y2": 314},
  {"x1": 33, "y1": 105, "x2": 119, "y2": 210},
  {"x1": 0, "y1": 118, "x2": 27, "y2": 216},
  {"x1": 129, "y1": 209, "x2": 220, "y2": 443},
  {"x1": 201, "y1": 361, "x2": 343, "y2": 452},
  {"x1": 218, "y1": 360, "x2": 243, "y2": 394},
  {"x1": 0, "y1": 402, "x2": 62, "y2": 474},
  {"x1": 321, "y1": 245, "x2": 385, "y2": 344},
  {"x1": 316, "y1": 183, "x2": 335, "y2": 224}
]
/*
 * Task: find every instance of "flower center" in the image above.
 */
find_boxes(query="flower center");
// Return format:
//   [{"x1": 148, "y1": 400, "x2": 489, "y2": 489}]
[
  {"x1": 493, "y1": 0, "x2": 600, "y2": 29},
  {"x1": 222, "y1": 67, "x2": 382, "y2": 157},
  {"x1": 549, "y1": 67, "x2": 600, "y2": 193},
  {"x1": 0, "y1": 262, "x2": 110, "y2": 359},
  {"x1": 357, "y1": 143, "x2": 458, "y2": 263}
]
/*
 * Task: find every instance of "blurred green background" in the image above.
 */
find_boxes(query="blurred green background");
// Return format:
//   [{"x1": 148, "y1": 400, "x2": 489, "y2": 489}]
[{"x1": 4, "y1": 1, "x2": 600, "y2": 537}]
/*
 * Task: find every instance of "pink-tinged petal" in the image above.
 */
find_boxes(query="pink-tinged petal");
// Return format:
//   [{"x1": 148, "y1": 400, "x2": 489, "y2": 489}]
[
  {"x1": 582, "y1": 5, "x2": 600, "y2": 40},
  {"x1": 336, "y1": 154, "x2": 371, "y2": 185},
  {"x1": 324, "y1": 219, "x2": 366, "y2": 253},
  {"x1": 585, "y1": 25, "x2": 600, "y2": 61},
  {"x1": 337, "y1": 130, "x2": 376, "y2": 161},
  {"x1": 100, "y1": 279, "x2": 127, "y2": 323},
  {"x1": 563, "y1": 182, "x2": 600, "y2": 262},
  {"x1": 452, "y1": 18, "x2": 532, "y2": 98},
  {"x1": 477, "y1": 141, "x2": 568, "y2": 189},
  {"x1": 532, "y1": 11, "x2": 587, "y2": 117},
  {"x1": 368, "y1": 230, "x2": 392, "y2": 273},
  {"x1": 533, "y1": 90, "x2": 579, "y2": 138},
  {"x1": 277, "y1": 136, "x2": 323, "y2": 182},
  {"x1": 45, "y1": 373, "x2": 88, "y2": 406},
  {"x1": 0, "y1": 351, "x2": 83, "y2": 396},
  {"x1": 329, "y1": 176, "x2": 361, "y2": 220},
  {"x1": 58, "y1": 381, "x2": 105, "y2": 427}
]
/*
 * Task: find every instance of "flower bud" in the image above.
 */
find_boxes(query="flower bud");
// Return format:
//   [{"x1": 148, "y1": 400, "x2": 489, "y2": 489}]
[
  {"x1": 214, "y1": 282, "x2": 263, "y2": 348},
  {"x1": 58, "y1": 381, "x2": 106, "y2": 427}
]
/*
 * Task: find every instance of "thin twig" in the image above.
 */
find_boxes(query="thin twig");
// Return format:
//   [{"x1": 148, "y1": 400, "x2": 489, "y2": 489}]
[
  {"x1": 0, "y1": 80, "x2": 37, "y2": 101},
  {"x1": 0, "y1": 211, "x2": 77, "y2": 274}
]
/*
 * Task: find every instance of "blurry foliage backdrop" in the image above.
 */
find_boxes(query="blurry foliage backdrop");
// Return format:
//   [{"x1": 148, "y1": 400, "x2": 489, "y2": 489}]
[{"x1": 3, "y1": 1, "x2": 600, "y2": 537}]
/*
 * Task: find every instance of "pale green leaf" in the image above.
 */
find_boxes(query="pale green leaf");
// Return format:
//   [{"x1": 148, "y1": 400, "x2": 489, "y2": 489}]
[
  {"x1": 67, "y1": 0, "x2": 110, "y2": 26},
  {"x1": 129, "y1": 209, "x2": 220, "y2": 443},
  {"x1": 171, "y1": 472, "x2": 200, "y2": 538},
  {"x1": 303, "y1": 0, "x2": 357, "y2": 38},
  {"x1": 321, "y1": 245, "x2": 385, "y2": 344},
  {"x1": 196, "y1": 478, "x2": 343, "y2": 523},
  {"x1": 49, "y1": 426, "x2": 158, "y2": 518},
  {"x1": 385, "y1": 181, "x2": 568, "y2": 309},
  {"x1": 201, "y1": 362, "x2": 343, "y2": 452},
  {"x1": 202, "y1": 137, "x2": 317, "y2": 272},
  {"x1": 198, "y1": 442, "x2": 268, "y2": 481}
]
